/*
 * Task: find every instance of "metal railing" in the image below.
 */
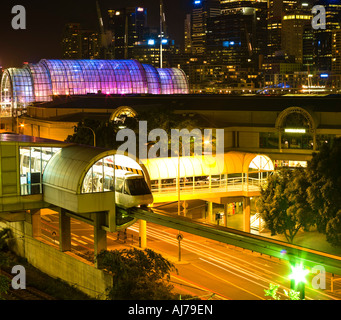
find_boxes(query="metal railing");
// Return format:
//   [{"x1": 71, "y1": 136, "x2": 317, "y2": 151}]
[{"x1": 151, "y1": 177, "x2": 264, "y2": 195}]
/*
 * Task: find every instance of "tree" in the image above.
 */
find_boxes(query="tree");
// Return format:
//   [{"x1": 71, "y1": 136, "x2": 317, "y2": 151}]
[
  {"x1": 264, "y1": 283, "x2": 301, "y2": 300},
  {"x1": 257, "y1": 167, "x2": 314, "y2": 244},
  {"x1": 326, "y1": 210, "x2": 341, "y2": 247},
  {"x1": 96, "y1": 248, "x2": 178, "y2": 300},
  {"x1": 306, "y1": 137, "x2": 341, "y2": 245},
  {"x1": 66, "y1": 119, "x2": 121, "y2": 149},
  {"x1": 65, "y1": 107, "x2": 200, "y2": 156}
]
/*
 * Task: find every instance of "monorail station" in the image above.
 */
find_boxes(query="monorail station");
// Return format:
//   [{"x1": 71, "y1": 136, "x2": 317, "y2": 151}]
[
  {"x1": 0, "y1": 134, "x2": 154, "y2": 257},
  {"x1": 0, "y1": 133, "x2": 273, "y2": 258}
]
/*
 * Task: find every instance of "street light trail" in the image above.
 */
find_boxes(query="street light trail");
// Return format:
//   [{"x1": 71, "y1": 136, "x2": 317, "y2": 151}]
[
  {"x1": 192, "y1": 262, "x2": 265, "y2": 300},
  {"x1": 128, "y1": 223, "x2": 339, "y2": 300},
  {"x1": 128, "y1": 224, "x2": 277, "y2": 298}
]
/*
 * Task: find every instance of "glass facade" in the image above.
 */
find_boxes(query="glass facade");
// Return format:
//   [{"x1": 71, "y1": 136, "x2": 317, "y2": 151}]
[
  {"x1": 0, "y1": 59, "x2": 189, "y2": 111},
  {"x1": 20, "y1": 147, "x2": 61, "y2": 195},
  {"x1": 1, "y1": 68, "x2": 35, "y2": 105},
  {"x1": 157, "y1": 68, "x2": 189, "y2": 94}
]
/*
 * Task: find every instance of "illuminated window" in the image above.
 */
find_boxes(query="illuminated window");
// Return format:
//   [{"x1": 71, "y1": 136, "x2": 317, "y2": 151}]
[{"x1": 20, "y1": 147, "x2": 61, "y2": 195}]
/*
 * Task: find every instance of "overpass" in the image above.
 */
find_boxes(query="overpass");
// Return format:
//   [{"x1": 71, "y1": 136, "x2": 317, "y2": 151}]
[
  {"x1": 129, "y1": 207, "x2": 341, "y2": 276},
  {"x1": 141, "y1": 152, "x2": 274, "y2": 203}
]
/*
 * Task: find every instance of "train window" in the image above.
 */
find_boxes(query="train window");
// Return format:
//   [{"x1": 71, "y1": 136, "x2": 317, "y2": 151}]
[
  {"x1": 19, "y1": 147, "x2": 61, "y2": 196},
  {"x1": 115, "y1": 178, "x2": 124, "y2": 193},
  {"x1": 125, "y1": 178, "x2": 151, "y2": 196}
]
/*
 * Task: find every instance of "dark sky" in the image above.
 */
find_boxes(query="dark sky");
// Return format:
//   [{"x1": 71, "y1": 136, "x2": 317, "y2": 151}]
[{"x1": 0, "y1": 0, "x2": 191, "y2": 68}]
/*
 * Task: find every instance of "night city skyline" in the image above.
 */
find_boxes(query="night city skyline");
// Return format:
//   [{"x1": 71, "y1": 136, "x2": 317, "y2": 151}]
[
  {"x1": 0, "y1": 0, "x2": 191, "y2": 67},
  {"x1": 0, "y1": 0, "x2": 340, "y2": 306}
]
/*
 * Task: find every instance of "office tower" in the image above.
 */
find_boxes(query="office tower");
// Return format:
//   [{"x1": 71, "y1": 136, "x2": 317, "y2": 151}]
[
  {"x1": 208, "y1": 0, "x2": 268, "y2": 69},
  {"x1": 132, "y1": 27, "x2": 176, "y2": 68},
  {"x1": 191, "y1": 0, "x2": 221, "y2": 55},
  {"x1": 332, "y1": 29, "x2": 341, "y2": 73},
  {"x1": 108, "y1": 7, "x2": 147, "y2": 59},
  {"x1": 303, "y1": 25, "x2": 316, "y2": 70},
  {"x1": 62, "y1": 23, "x2": 100, "y2": 60},
  {"x1": 184, "y1": 14, "x2": 192, "y2": 53},
  {"x1": 266, "y1": 0, "x2": 298, "y2": 58},
  {"x1": 282, "y1": 13, "x2": 312, "y2": 63},
  {"x1": 332, "y1": 29, "x2": 341, "y2": 87},
  {"x1": 313, "y1": 0, "x2": 341, "y2": 72}
]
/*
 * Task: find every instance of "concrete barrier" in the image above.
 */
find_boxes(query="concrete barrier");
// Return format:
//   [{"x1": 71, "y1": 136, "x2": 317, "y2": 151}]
[{"x1": 0, "y1": 220, "x2": 112, "y2": 299}]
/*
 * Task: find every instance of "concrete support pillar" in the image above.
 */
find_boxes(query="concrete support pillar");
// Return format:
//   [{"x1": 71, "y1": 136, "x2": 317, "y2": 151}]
[
  {"x1": 25, "y1": 209, "x2": 42, "y2": 238},
  {"x1": 224, "y1": 204, "x2": 228, "y2": 227},
  {"x1": 59, "y1": 209, "x2": 71, "y2": 252},
  {"x1": 139, "y1": 219, "x2": 147, "y2": 249},
  {"x1": 207, "y1": 201, "x2": 213, "y2": 223},
  {"x1": 183, "y1": 200, "x2": 188, "y2": 217},
  {"x1": 94, "y1": 213, "x2": 107, "y2": 260},
  {"x1": 243, "y1": 197, "x2": 251, "y2": 233}
]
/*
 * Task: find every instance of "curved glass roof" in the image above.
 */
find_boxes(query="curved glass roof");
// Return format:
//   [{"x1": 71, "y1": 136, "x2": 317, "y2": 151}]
[
  {"x1": 0, "y1": 59, "x2": 189, "y2": 106},
  {"x1": 43, "y1": 145, "x2": 145, "y2": 195},
  {"x1": 140, "y1": 152, "x2": 274, "y2": 181}
]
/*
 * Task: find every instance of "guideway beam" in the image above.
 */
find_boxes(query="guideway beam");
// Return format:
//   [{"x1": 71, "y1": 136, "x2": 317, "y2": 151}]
[{"x1": 129, "y1": 208, "x2": 341, "y2": 276}]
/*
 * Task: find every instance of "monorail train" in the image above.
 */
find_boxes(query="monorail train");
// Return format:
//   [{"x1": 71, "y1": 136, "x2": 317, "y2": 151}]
[{"x1": 112, "y1": 169, "x2": 154, "y2": 209}]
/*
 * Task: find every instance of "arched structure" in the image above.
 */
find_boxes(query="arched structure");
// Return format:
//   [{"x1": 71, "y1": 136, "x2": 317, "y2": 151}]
[
  {"x1": 140, "y1": 152, "x2": 274, "y2": 201},
  {"x1": 275, "y1": 106, "x2": 318, "y2": 151},
  {"x1": 43, "y1": 145, "x2": 152, "y2": 231},
  {"x1": 141, "y1": 152, "x2": 274, "y2": 181},
  {"x1": 275, "y1": 106, "x2": 317, "y2": 133},
  {"x1": 109, "y1": 106, "x2": 138, "y2": 123},
  {"x1": 0, "y1": 59, "x2": 189, "y2": 109}
]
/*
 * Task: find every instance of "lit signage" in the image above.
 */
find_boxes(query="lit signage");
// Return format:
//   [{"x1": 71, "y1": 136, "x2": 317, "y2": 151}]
[
  {"x1": 284, "y1": 129, "x2": 306, "y2": 133},
  {"x1": 194, "y1": 0, "x2": 201, "y2": 5},
  {"x1": 320, "y1": 73, "x2": 329, "y2": 78},
  {"x1": 137, "y1": 7, "x2": 144, "y2": 12},
  {"x1": 148, "y1": 39, "x2": 155, "y2": 46}
]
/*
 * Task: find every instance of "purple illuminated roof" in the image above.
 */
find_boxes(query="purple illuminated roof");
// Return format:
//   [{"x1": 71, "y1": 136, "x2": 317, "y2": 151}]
[{"x1": 1, "y1": 59, "x2": 189, "y2": 106}]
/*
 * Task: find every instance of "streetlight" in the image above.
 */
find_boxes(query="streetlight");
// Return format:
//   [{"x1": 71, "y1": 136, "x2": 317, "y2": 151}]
[{"x1": 289, "y1": 263, "x2": 309, "y2": 300}]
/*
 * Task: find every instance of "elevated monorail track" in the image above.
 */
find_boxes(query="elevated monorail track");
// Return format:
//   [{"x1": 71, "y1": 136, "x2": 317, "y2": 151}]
[{"x1": 129, "y1": 207, "x2": 341, "y2": 275}]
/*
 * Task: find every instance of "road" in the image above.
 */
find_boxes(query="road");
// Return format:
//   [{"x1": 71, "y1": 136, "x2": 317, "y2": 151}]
[{"x1": 40, "y1": 212, "x2": 341, "y2": 301}]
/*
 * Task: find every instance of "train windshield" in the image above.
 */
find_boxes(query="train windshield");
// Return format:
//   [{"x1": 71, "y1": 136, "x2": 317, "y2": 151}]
[{"x1": 125, "y1": 178, "x2": 151, "y2": 196}]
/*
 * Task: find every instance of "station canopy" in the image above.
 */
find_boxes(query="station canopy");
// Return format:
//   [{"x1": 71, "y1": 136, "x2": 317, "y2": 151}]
[
  {"x1": 1, "y1": 59, "x2": 189, "y2": 106},
  {"x1": 43, "y1": 146, "x2": 145, "y2": 195},
  {"x1": 140, "y1": 152, "x2": 274, "y2": 181}
]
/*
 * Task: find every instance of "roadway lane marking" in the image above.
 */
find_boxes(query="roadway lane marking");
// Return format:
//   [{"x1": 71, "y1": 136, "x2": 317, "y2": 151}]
[
  {"x1": 192, "y1": 263, "x2": 265, "y2": 300},
  {"x1": 81, "y1": 236, "x2": 94, "y2": 242},
  {"x1": 141, "y1": 224, "x2": 288, "y2": 280},
  {"x1": 171, "y1": 274, "x2": 230, "y2": 300}
]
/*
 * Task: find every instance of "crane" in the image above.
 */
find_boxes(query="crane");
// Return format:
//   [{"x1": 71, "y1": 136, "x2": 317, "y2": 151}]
[{"x1": 96, "y1": 0, "x2": 113, "y2": 59}]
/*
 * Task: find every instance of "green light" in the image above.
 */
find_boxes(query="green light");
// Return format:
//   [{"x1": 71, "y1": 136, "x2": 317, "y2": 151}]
[{"x1": 289, "y1": 264, "x2": 309, "y2": 284}]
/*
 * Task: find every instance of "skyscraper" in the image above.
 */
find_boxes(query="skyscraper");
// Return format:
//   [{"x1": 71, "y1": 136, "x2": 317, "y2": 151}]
[
  {"x1": 332, "y1": 29, "x2": 341, "y2": 87},
  {"x1": 313, "y1": 0, "x2": 341, "y2": 72},
  {"x1": 282, "y1": 13, "x2": 312, "y2": 63},
  {"x1": 191, "y1": 0, "x2": 221, "y2": 55},
  {"x1": 108, "y1": 7, "x2": 147, "y2": 59},
  {"x1": 208, "y1": 0, "x2": 268, "y2": 69},
  {"x1": 267, "y1": 0, "x2": 298, "y2": 58},
  {"x1": 62, "y1": 23, "x2": 100, "y2": 60},
  {"x1": 184, "y1": 14, "x2": 192, "y2": 54}
]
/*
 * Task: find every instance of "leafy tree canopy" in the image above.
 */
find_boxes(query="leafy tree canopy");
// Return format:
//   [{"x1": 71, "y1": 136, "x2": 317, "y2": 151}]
[
  {"x1": 257, "y1": 167, "x2": 314, "y2": 244},
  {"x1": 96, "y1": 248, "x2": 178, "y2": 300},
  {"x1": 306, "y1": 138, "x2": 341, "y2": 240}
]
